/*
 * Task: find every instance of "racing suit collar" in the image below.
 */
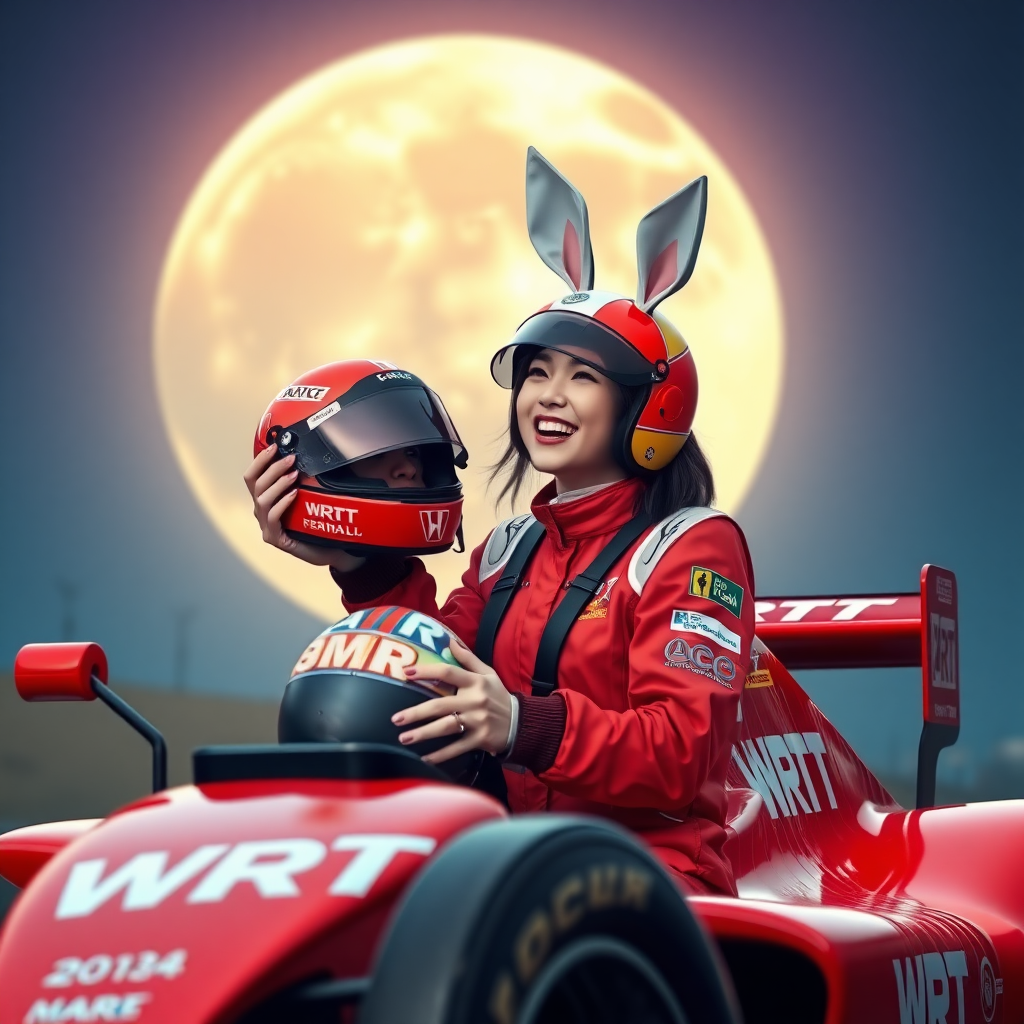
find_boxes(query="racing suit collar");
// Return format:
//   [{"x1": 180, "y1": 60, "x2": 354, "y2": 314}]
[{"x1": 531, "y1": 477, "x2": 645, "y2": 548}]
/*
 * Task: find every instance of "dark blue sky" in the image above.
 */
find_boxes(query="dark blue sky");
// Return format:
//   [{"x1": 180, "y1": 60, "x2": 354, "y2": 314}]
[{"x1": 1, "y1": 1, "x2": 1021, "y2": 784}]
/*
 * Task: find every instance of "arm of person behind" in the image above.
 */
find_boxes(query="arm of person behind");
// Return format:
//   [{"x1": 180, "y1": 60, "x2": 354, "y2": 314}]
[
  {"x1": 332, "y1": 535, "x2": 493, "y2": 652},
  {"x1": 535, "y1": 517, "x2": 755, "y2": 811}
]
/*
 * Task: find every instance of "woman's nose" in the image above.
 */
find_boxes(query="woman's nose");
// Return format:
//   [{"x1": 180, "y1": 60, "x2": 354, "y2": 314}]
[{"x1": 538, "y1": 377, "x2": 568, "y2": 406}]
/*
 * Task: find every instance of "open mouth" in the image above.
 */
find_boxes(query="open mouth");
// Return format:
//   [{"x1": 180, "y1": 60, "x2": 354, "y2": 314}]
[{"x1": 534, "y1": 417, "x2": 578, "y2": 443}]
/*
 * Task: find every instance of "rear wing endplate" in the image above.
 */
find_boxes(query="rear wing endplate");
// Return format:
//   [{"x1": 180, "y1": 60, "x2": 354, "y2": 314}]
[{"x1": 755, "y1": 565, "x2": 959, "y2": 809}]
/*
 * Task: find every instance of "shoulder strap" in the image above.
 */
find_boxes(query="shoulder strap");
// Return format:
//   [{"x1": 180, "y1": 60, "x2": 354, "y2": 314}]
[
  {"x1": 531, "y1": 514, "x2": 652, "y2": 696},
  {"x1": 474, "y1": 520, "x2": 546, "y2": 667}
]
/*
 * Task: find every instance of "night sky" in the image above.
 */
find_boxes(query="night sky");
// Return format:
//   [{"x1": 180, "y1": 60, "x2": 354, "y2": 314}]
[{"x1": 1, "y1": 1, "x2": 1021, "y2": 787}]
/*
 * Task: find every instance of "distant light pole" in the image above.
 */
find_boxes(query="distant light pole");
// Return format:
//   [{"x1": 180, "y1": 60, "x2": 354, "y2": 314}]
[
  {"x1": 172, "y1": 607, "x2": 197, "y2": 692},
  {"x1": 55, "y1": 579, "x2": 80, "y2": 641}
]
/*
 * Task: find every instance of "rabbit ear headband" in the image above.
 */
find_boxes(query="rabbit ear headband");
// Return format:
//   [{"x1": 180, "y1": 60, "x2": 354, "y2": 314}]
[{"x1": 524, "y1": 145, "x2": 707, "y2": 312}]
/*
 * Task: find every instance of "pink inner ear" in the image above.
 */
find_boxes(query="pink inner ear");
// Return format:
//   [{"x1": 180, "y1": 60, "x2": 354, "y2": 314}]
[
  {"x1": 562, "y1": 220, "x2": 582, "y2": 291},
  {"x1": 644, "y1": 240, "x2": 679, "y2": 304}
]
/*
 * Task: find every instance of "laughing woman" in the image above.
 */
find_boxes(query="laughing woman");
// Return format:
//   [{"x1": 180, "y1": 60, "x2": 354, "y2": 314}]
[{"x1": 256, "y1": 149, "x2": 755, "y2": 897}]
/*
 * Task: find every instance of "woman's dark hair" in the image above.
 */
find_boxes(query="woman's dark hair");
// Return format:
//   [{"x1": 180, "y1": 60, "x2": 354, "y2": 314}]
[{"x1": 489, "y1": 349, "x2": 715, "y2": 520}]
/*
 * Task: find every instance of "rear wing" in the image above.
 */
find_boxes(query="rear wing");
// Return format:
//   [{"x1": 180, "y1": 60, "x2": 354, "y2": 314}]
[{"x1": 755, "y1": 565, "x2": 959, "y2": 809}]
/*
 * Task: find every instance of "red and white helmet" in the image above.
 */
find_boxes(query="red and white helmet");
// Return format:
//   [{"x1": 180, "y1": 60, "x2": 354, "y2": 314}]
[
  {"x1": 491, "y1": 147, "x2": 706, "y2": 474},
  {"x1": 254, "y1": 360, "x2": 467, "y2": 555}
]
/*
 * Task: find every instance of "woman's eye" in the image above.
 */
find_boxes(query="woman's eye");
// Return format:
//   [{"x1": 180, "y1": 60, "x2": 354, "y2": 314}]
[
  {"x1": 527, "y1": 366, "x2": 548, "y2": 378},
  {"x1": 572, "y1": 371, "x2": 598, "y2": 382}
]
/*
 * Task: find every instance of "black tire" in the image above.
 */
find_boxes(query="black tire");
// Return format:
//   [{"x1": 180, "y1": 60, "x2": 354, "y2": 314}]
[{"x1": 358, "y1": 816, "x2": 740, "y2": 1024}]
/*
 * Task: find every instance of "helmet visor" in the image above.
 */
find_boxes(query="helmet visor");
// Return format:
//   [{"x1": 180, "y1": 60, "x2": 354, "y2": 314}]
[
  {"x1": 491, "y1": 311, "x2": 659, "y2": 389},
  {"x1": 285, "y1": 385, "x2": 466, "y2": 477}
]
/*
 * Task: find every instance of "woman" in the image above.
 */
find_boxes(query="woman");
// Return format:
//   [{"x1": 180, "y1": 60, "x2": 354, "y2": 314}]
[{"x1": 251, "y1": 151, "x2": 754, "y2": 896}]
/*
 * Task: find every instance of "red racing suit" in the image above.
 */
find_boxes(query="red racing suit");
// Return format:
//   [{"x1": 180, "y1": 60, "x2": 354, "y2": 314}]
[{"x1": 339, "y1": 476, "x2": 755, "y2": 895}]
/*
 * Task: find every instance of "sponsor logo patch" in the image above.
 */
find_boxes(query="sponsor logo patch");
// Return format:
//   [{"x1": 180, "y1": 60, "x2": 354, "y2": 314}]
[
  {"x1": 420, "y1": 509, "x2": 449, "y2": 542},
  {"x1": 744, "y1": 647, "x2": 773, "y2": 688},
  {"x1": 53, "y1": 835, "x2": 437, "y2": 920},
  {"x1": 24, "y1": 993, "x2": 152, "y2": 1023},
  {"x1": 376, "y1": 370, "x2": 413, "y2": 381},
  {"x1": 980, "y1": 956, "x2": 1002, "y2": 1022},
  {"x1": 306, "y1": 401, "x2": 341, "y2": 430},
  {"x1": 578, "y1": 577, "x2": 618, "y2": 620},
  {"x1": 670, "y1": 609, "x2": 741, "y2": 654},
  {"x1": 892, "y1": 950, "x2": 970, "y2": 1024},
  {"x1": 689, "y1": 565, "x2": 744, "y2": 616},
  {"x1": 560, "y1": 292, "x2": 590, "y2": 304},
  {"x1": 731, "y1": 731, "x2": 838, "y2": 818},
  {"x1": 277, "y1": 384, "x2": 329, "y2": 402},
  {"x1": 303, "y1": 501, "x2": 361, "y2": 538},
  {"x1": 663, "y1": 637, "x2": 736, "y2": 688}
]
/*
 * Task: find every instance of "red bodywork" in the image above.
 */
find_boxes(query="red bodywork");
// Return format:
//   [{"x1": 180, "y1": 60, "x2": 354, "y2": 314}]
[{"x1": 1, "y1": 566, "x2": 1020, "y2": 1024}]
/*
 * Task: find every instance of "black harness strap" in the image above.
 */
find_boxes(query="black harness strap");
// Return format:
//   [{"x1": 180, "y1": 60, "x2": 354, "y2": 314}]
[
  {"x1": 474, "y1": 520, "x2": 545, "y2": 667},
  {"x1": 530, "y1": 514, "x2": 652, "y2": 696}
]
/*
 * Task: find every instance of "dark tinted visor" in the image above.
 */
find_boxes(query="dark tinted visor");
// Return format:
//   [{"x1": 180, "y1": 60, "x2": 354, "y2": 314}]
[
  {"x1": 491, "y1": 311, "x2": 658, "y2": 388},
  {"x1": 285, "y1": 385, "x2": 466, "y2": 477}
]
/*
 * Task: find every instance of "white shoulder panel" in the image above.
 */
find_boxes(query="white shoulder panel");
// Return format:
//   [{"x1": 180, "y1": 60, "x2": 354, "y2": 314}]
[
  {"x1": 626, "y1": 507, "x2": 724, "y2": 595},
  {"x1": 478, "y1": 514, "x2": 539, "y2": 583}
]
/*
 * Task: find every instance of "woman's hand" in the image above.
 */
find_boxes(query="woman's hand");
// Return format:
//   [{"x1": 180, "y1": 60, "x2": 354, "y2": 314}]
[
  {"x1": 243, "y1": 445, "x2": 365, "y2": 573},
  {"x1": 392, "y1": 638, "x2": 514, "y2": 764}
]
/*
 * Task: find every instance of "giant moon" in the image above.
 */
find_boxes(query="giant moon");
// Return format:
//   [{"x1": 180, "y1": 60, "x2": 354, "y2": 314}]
[{"x1": 155, "y1": 35, "x2": 784, "y2": 622}]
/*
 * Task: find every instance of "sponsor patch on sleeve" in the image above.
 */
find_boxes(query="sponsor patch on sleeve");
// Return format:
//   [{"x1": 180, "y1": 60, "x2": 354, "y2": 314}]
[
  {"x1": 670, "y1": 609, "x2": 742, "y2": 655},
  {"x1": 689, "y1": 565, "x2": 744, "y2": 616}
]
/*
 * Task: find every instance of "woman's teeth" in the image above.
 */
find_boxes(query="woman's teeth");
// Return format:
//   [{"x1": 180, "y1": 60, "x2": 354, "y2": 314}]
[{"x1": 536, "y1": 419, "x2": 577, "y2": 437}]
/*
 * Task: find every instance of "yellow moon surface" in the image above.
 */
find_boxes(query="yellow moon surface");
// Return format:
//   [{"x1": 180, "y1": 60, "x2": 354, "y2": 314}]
[{"x1": 155, "y1": 34, "x2": 784, "y2": 624}]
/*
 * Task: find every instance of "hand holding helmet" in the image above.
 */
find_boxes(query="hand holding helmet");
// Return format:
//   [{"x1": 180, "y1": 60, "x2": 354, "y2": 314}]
[
  {"x1": 391, "y1": 635, "x2": 515, "y2": 764},
  {"x1": 244, "y1": 445, "x2": 364, "y2": 572}
]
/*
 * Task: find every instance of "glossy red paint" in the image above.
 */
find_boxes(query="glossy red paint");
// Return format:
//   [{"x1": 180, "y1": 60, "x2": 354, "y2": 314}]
[
  {"x1": 0, "y1": 820, "x2": 101, "y2": 888},
  {"x1": 0, "y1": 779, "x2": 504, "y2": 1024},
  {"x1": 1, "y1": 566, "x2": 1020, "y2": 1024},
  {"x1": 755, "y1": 593, "x2": 921, "y2": 668},
  {"x1": 590, "y1": 297, "x2": 666, "y2": 366},
  {"x1": 708, "y1": 634, "x2": 1022, "y2": 1023},
  {"x1": 14, "y1": 642, "x2": 107, "y2": 702}
]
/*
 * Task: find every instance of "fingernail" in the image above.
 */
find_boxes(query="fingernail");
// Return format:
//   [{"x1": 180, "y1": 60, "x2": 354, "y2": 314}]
[
  {"x1": 399, "y1": 733, "x2": 413, "y2": 745},
  {"x1": 391, "y1": 713, "x2": 404, "y2": 724},
  {"x1": 403, "y1": 666, "x2": 416, "y2": 676}
]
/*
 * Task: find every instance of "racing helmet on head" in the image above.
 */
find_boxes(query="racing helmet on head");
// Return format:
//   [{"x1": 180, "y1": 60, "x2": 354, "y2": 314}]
[
  {"x1": 278, "y1": 607, "x2": 481, "y2": 784},
  {"x1": 254, "y1": 360, "x2": 467, "y2": 556},
  {"x1": 490, "y1": 147, "x2": 706, "y2": 475}
]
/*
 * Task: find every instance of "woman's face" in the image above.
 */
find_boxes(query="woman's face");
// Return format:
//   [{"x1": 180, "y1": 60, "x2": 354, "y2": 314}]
[{"x1": 515, "y1": 349, "x2": 627, "y2": 493}]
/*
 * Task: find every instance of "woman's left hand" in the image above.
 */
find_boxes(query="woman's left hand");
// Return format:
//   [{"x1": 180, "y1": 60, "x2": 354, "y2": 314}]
[{"x1": 391, "y1": 638, "x2": 514, "y2": 764}]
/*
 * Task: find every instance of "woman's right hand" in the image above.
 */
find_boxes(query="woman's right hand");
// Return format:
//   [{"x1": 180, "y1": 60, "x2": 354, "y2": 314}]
[{"x1": 243, "y1": 445, "x2": 366, "y2": 573}]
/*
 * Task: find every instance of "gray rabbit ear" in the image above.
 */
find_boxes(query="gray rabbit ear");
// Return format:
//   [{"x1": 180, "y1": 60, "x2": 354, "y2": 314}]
[
  {"x1": 635, "y1": 176, "x2": 708, "y2": 314},
  {"x1": 525, "y1": 146, "x2": 595, "y2": 292}
]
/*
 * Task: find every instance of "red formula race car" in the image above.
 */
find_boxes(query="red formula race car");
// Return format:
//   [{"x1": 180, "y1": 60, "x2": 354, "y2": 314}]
[{"x1": 0, "y1": 565, "x2": 1021, "y2": 1024}]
